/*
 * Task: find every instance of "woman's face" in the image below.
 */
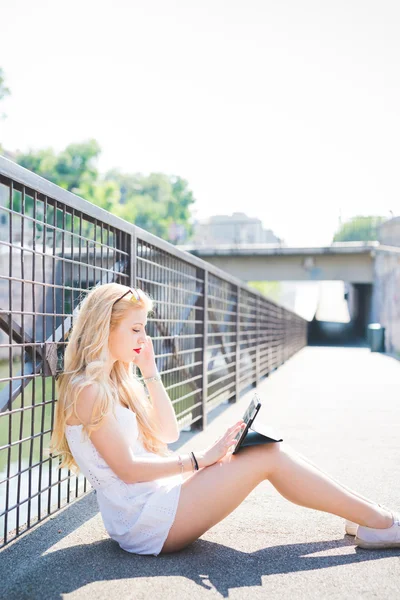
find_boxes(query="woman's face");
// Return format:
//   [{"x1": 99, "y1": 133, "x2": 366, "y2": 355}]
[{"x1": 108, "y1": 307, "x2": 148, "y2": 363}]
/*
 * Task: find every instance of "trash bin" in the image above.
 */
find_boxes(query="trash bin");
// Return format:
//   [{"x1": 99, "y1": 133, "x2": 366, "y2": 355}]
[{"x1": 367, "y1": 323, "x2": 385, "y2": 352}]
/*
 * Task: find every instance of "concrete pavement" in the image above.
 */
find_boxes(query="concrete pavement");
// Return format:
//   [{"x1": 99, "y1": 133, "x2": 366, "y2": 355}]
[{"x1": 1, "y1": 346, "x2": 400, "y2": 599}]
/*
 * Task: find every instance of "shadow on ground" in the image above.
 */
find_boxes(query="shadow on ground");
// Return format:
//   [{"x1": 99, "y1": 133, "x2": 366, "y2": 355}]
[{"x1": 1, "y1": 491, "x2": 398, "y2": 600}]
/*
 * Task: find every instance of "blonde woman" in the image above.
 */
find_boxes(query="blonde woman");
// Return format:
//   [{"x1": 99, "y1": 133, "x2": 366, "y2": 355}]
[{"x1": 49, "y1": 283, "x2": 400, "y2": 557}]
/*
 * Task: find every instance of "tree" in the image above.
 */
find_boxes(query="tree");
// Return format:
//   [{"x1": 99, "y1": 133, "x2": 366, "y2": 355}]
[
  {"x1": 332, "y1": 216, "x2": 387, "y2": 242},
  {"x1": 105, "y1": 170, "x2": 195, "y2": 243},
  {"x1": 74, "y1": 178, "x2": 121, "y2": 212},
  {"x1": 13, "y1": 141, "x2": 196, "y2": 244},
  {"x1": 16, "y1": 139, "x2": 101, "y2": 193}
]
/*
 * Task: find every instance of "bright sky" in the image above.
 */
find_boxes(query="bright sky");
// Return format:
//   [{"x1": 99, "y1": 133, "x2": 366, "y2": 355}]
[{"x1": 1, "y1": 0, "x2": 399, "y2": 246}]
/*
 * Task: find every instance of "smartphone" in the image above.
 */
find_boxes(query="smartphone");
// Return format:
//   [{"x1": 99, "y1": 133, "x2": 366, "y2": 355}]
[{"x1": 232, "y1": 393, "x2": 262, "y2": 454}]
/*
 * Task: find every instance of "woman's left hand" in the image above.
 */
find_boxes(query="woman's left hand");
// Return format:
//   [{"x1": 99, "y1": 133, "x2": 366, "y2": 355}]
[{"x1": 133, "y1": 335, "x2": 158, "y2": 377}]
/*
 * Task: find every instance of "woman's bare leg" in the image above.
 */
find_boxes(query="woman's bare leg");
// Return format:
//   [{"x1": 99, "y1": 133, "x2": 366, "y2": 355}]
[
  {"x1": 161, "y1": 443, "x2": 277, "y2": 553},
  {"x1": 285, "y1": 445, "x2": 381, "y2": 511},
  {"x1": 160, "y1": 441, "x2": 393, "y2": 554},
  {"x1": 268, "y1": 444, "x2": 393, "y2": 527}
]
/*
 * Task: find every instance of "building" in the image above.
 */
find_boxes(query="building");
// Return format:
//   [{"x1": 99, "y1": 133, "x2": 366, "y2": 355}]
[
  {"x1": 191, "y1": 212, "x2": 283, "y2": 246},
  {"x1": 378, "y1": 216, "x2": 400, "y2": 246}
]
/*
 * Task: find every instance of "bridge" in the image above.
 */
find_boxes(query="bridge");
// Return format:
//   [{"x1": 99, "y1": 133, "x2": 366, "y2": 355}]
[
  {"x1": 179, "y1": 241, "x2": 400, "y2": 351},
  {"x1": 1, "y1": 156, "x2": 400, "y2": 597},
  {"x1": 178, "y1": 241, "x2": 383, "y2": 283}
]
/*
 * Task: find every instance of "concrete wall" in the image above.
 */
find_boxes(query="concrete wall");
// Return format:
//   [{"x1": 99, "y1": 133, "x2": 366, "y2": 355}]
[{"x1": 371, "y1": 251, "x2": 400, "y2": 354}]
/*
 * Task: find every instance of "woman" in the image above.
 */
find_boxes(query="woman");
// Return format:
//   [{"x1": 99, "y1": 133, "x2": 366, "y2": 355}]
[{"x1": 49, "y1": 283, "x2": 400, "y2": 557}]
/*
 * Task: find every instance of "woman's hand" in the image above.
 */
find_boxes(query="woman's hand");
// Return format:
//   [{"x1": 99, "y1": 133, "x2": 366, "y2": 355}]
[
  {"x1": 195, "y1": 420, "x2": 246, "y2": 468},
  {"x1": 133, "y1": 335, "x2": 158, "y2": 378}
]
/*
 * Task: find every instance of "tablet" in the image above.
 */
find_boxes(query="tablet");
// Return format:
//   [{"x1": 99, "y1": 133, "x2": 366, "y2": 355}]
[{"x1": 232, "y1": 393, "x2": 261, "y2": 455}]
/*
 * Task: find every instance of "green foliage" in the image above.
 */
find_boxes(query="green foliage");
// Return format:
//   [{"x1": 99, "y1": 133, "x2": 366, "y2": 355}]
[
  {"x1": 105, "y1": 169, "x2": 195, "y2": 243},
  {"x1": 16, "y1": 139, "x2": 101, "y2": 193},
  {"x1": 74, "y1": 178, "x2": 121, "y2": 212},
  {"x1": 332, "y1": 215, "x2": 387, "y2": 242},
  {"x1": 13, "y1": 140, "x2": 196, "y2": 244},
  {"x1": 247, "y1": 281, "x2": 282, "y2": 303}
]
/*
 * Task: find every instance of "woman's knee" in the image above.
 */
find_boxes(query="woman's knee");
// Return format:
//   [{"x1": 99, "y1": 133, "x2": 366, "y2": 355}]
[
  {"x1": 263, "y1": 440, "x2": 292, "y2": 477},
  {"x1": 239, "y1": 440, "x2": 286, "y2": 479}
]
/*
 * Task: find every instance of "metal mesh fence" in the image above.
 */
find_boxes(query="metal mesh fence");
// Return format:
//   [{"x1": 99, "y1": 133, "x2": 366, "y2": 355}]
[{"x1": 0, "y1": 156, "x2": 307, "y2": 547}]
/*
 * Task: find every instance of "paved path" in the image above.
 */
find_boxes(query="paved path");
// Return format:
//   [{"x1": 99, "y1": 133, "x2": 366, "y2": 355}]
[{"x1": 2, "y1": 347, "x2": 400, "y2": 599}]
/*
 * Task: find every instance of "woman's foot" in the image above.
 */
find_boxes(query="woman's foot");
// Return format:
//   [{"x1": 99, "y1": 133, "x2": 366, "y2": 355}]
[
  {"x1": 355, "y1": 511, "x2": 400, "y2": 549},
  {"x1": 345, "y1": 503, "x2": 389, "y2": 536}
]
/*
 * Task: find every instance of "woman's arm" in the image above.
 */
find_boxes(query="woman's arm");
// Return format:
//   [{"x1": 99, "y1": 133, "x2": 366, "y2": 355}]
[
  {"x1": 142, "y1": 376, "x2": 180, "y2": 443},
  {"x1": 135, "y1": 336, "x2": 180, "y2": 443},
  {"x1": 127, "y1": 452, "x2": 197, "y2": 483},
  {"x1": 74, "y1": 384, "x2": 200, "y2": 483}
]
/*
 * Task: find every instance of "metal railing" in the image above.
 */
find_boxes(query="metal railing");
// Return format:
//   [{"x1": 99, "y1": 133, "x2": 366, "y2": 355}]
[{"x1": 0, "y1": 155, "x2": 307, "y2": 547}]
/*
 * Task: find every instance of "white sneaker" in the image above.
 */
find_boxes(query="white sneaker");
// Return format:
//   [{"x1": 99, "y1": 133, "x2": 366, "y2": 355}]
[
  {"x1": 355, "y1": 511, "x2": 400, "y2": 549},
  {"x1": 345, "y1": 520, "x2": 358, "y2": 536},
  {"x1": 345, "y1": 503, "x2": 388, "y2": 536}
]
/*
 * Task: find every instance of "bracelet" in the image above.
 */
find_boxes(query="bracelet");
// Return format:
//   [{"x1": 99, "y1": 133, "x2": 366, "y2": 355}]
[
  {"x1": 143, "y1": 373, "x2": 162, "y2": 384},
  {"x1": 191, "y1": 451, "x2": 199, "y2": 471},
  {"x1": 177, "y1": 454, "x2": 184, "y2": 475},
  {"x1": 189, "y1": 453, "x2": 196, "y2": 472}
]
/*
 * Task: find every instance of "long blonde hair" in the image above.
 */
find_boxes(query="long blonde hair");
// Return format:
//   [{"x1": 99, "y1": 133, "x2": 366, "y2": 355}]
[{"x1": 49, "y1": 282, "x2": 172, "y2": 475}]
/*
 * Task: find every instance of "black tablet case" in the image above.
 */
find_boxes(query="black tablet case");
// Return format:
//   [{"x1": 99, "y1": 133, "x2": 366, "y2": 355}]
[{"x1": 237, "y1": 419, "x2": 283, "y2": 450}]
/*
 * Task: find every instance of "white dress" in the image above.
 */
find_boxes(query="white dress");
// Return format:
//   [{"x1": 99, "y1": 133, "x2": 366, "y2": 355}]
[{"x1": 65, "y1": 403, "x2": 183, "y2": 556}]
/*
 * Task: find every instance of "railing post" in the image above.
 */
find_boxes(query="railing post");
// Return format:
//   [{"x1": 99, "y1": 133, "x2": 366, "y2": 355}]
[
  {"x1": 191, "y1": 266, "x2": 207, "y2": 431},
  {"x1": 234, "y1": 285, "x2": 241, "y2": 402},
  {"x1": 201, "y1": 269, "x2": 208, "y2": 429},
  {"x1": 256, "y1": 295, "x2": 260, "y2": 385},
  {"x1": 279, "y1": 305, "x2": 283, "y2": 366},
  {"x1": 130, "y1": 228, "x2": 137, "y2": 287}
]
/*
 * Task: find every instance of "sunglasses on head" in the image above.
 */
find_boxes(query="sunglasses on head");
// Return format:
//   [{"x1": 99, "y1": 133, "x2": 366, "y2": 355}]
[{"x1": 112, "y1": 287, "x2": 141, "y2": 307}]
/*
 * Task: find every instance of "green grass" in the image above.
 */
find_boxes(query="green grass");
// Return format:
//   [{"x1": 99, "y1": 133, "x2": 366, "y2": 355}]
[{"x1": 0, "y1": 359, "x2": 55, "y2": 472}]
